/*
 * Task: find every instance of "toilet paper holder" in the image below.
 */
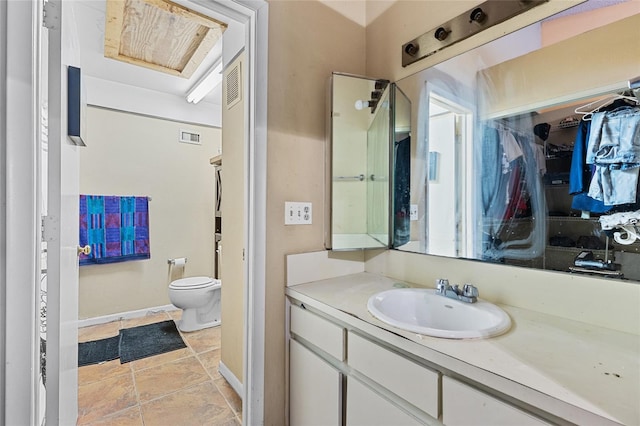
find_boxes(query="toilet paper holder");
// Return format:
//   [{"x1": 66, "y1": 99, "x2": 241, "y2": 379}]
[{"x1": 168, "y1": 258, "x2": 188, "y2": 265}]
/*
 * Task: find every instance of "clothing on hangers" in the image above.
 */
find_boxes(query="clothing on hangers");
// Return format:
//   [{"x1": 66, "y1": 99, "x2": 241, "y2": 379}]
[
  {"x1": 586, "y1": 105, "x2": 640, "y2": 205},
  {"x1": 569, "y1": 119, "x2": 612, "y2": 213},
  {"x1": 575, "y1": 92, "x2": 640, "y2": 121}
]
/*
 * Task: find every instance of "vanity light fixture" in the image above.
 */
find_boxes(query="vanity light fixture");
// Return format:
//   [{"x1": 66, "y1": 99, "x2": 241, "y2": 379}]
[
  {"x1": 354, "y1": 79, "x2": 390, "y2": 113},
  {"x1": 186, "y1": 57, "x2": 223, "y2": 104},
  {"x1": 401, "y1": 0, "x2": 549, "y2": 67},
  {"x1": 469, "y1": 7, "x2": 487, "y2": 24},
  {"x1": 434, "y1": 27, "x2": 450, "y2": 42},
  {"x1": 354, "y1": 100, "x2": 371, "y2": 110}
]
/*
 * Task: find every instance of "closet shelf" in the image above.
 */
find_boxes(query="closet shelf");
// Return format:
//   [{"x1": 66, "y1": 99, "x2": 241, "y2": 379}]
[
  {"x1": 545, "y1": 245, "x2": 611, "y2": 255},
  {"x1": 557, "y1": 117, "x2": 581, "y2": 129},
  {"x1": 547, "y1": 216, "x2": 599, "y2": 223}
]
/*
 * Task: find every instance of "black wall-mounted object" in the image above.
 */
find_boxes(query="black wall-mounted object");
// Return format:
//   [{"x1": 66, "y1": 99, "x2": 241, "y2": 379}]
[
  {"x1": 401, "y1": 0, "x2": 549, "y2": 67},
  {"x1": 67, "y1": 65, "x2": 86, "y2": 146}
]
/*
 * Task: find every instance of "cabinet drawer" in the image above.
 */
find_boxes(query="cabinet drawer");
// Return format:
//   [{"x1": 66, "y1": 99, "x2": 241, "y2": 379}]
[
  {"x1": 346, "y1": 376, "x2": 421, "y2": 426},
  {"x1": 290, "y1": 339, "x2": 342, "y2": 426},
  {"x1": 290, "y1": 304, "x2": 344, "y2": 361},
  {"x1": 348, "y1": 331, "x2": 440, "y2": 419},
  {"x1": 442, "y1": 376, "x2": 550, "y2": 426}
]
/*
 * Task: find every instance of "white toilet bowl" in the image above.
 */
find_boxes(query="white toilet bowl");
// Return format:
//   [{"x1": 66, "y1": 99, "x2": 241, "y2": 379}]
[{"x1": 168, "y1": 276, "x2": 221, "y2": 332}]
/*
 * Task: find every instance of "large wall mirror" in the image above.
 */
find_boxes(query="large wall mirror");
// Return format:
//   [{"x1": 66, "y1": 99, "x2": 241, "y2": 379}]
[{"x1": 393, "y1": 6, "x2": 640, "y2": 281}]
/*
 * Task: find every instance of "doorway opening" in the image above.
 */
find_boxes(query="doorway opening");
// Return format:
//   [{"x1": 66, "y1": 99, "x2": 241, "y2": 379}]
[
  {"x1": 35, "y1": 0, "x2": 268, "y2": 425},
  {"x1": 427, "y1": 92, "x2": 473, "y2": 258}
]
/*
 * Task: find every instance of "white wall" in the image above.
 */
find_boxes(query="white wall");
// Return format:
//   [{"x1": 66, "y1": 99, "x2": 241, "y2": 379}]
[
  {"x1": 78, "y1": 106, "x2": 220, "y2": 319},
  {"x1": 86, "y1": 77, "x2": 222, "y2": 128},
  {"x1": 220, "y1": 52, "x2": 246, "y2": 384}
]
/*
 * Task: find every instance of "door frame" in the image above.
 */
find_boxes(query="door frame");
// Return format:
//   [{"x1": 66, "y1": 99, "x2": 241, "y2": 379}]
[
  {"x1": 0, "y1": 0, "x2": 268, "y2": 424},
  {"x1": 1, "y1": 0, "x2": 43, "y2": 424},
  {"x1": 188, "y1": 1, "x2": 269, "y2": 423}
]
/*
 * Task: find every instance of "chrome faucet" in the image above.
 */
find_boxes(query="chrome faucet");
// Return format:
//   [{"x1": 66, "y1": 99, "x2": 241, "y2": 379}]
[{"x1": 435, "y1": 278, "x2": 478, "y2": 303}]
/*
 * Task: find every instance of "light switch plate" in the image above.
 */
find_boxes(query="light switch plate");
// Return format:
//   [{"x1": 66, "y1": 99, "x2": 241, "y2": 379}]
[{"x1": 285, "y1": 202, "x2": 312, "y2": 225}]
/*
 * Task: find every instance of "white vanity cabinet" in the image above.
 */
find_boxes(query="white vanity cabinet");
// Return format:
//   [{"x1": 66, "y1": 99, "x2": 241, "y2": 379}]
[
  {"x1": 289, "y1": 304, "x2": 344, "y2": 426},
  {"x1": 288, "y1": 301, "x2": 548, "y2": 426},
  {"x1": 346, "y1": 376, "x2": 422, "y2": 426},
  {"x1": 290, "y1": 339, "x2": 342, "y2": 426},
  {"x1": 348, "y1": 331, "x2": 440, "y2": 420},
  {"x1": 442, "y1": 376, "x2": 550, "y2": 426},
  {"x1": 286, "y1": 272, "x2": 638, "y2": 426},
  {"x1": 289, "y1": 303, "x2": 439, "y2": 425}
]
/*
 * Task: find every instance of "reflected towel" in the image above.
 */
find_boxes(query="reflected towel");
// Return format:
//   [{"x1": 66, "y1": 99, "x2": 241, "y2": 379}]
[{"x1": 79, "y1": 195, "x2": 150, "y2": 265}]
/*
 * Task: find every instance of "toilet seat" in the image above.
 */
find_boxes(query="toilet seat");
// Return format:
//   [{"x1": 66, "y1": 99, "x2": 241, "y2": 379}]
[{"x1": 169, "y1": 276, "x2": 215, "y2": 290}]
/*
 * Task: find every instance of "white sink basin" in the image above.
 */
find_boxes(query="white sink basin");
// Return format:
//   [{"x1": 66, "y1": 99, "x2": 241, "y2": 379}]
[{"x1": 367, "y1": 288, "x2": 511, "y2": 339}]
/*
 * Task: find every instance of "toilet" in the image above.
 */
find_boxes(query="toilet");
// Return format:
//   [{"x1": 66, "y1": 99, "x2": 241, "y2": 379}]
[{"x1": 168, "y1": 276, "x2": 221, "y2": 332}]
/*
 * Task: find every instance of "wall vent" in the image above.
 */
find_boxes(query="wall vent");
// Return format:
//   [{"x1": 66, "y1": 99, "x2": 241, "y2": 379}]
[
  {"x1": 226, "y1": 62, "x2": 242, "y2": 109},
  {"x1": 179, "y1": 129, "x2": 201, "y2": 145}
]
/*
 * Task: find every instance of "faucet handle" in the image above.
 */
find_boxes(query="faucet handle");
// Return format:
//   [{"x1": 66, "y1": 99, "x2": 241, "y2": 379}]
[
  {"x1": 462, "y1": 284, "x2": 479, "y2": 298},
  {"x1": 436, "y1": 278, "x2": 449, "y2": 295}
]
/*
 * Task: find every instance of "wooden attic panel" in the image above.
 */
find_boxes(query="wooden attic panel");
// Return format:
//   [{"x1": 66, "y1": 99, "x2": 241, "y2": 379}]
[{"x1": 104, "y1": 0, "x2": 227, "y2": 78}]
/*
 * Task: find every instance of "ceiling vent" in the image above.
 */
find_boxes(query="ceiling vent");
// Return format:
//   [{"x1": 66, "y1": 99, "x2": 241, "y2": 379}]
[
  {"x1": 179, "y1": 129, "x2": 201, "y2": 145},
  {"x1": 226, "y1": 62, "x2": 242, "y2": 109}
]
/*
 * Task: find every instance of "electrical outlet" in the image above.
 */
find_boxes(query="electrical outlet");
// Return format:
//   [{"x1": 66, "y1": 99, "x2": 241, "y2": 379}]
[
  {"x1": 285, "y1": 202, "x2": 312, "y2": 225},
  {"x1": 410, "y1": 204, "x2": 418, "y2": 221}
]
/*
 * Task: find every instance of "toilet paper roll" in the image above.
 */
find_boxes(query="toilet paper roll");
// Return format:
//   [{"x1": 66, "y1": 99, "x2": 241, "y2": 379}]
[{"x1": 172, "y1": 257, "x2": 187, "y2": 266}]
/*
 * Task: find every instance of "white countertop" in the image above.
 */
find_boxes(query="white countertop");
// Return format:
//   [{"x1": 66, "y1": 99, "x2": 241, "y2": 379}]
[{"x1": 286, "y1": 272, "x2": 640, "y2": 426}]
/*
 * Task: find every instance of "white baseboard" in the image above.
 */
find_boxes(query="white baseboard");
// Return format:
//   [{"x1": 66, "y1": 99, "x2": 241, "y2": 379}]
[
  {"x1": 78, "y1": 304, "x2": 178, "y2": 328},
  {"x1": 219, "y1": 360, "x2": 243, "y2": 400}
]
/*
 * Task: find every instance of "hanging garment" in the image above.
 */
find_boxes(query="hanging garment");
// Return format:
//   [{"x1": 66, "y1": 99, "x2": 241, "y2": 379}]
[
  {"x1": 531, "y1": 141, "x2": 546, "y2": 176},
  {"x1": 480, "y1": 125, "x2": 545, "y2": 261},
  {"x1": 569, "y1": 120, "x2": 612, "y2": 213},
  {"x1": 502, "y1": 162, "x2": 530, "y2": 220},
  {"x1": 481, "y1": 125, "x2": 506, "y2": 221},
  {"x1": 500, "y1": 128, "x2": 523, "y2": 162},
  {"x1": 586, "y1": 106, "x2": 640, "y2": 206}
]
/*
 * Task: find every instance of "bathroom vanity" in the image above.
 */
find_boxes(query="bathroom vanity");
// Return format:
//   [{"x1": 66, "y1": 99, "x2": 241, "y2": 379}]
[
  {"x1": 286, "y1": 272, "x2": 639, "y2": 426},
  {"x1": 310, "y1": 4, "x2": 640, "y2": 425}
]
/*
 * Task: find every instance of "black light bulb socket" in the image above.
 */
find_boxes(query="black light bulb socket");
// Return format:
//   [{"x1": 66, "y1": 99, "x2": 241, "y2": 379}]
[
  {"x1": 374, "y1": 80, "x2": 388, "y2": 90},
  {"x1": 404, "y1": 43, "x2": 419, "y2": 57},
  {"x1": 370, "y1": 91, "x2": 382, "y2": 100},
  {"x1": 434, "y1": 27, "x2": 449, "y2": 41},
  {"x1": 470, "y1": 8, "x2": 487, "y2": 23}
]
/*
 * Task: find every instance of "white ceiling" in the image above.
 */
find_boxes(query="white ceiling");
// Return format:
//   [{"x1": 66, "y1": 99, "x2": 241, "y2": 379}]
[
  {"x1": 73, "y1": 0, "x2": 629, "y2": 110},
  {"x1": 72, "y1": 0, "x2": 231, "y2": 105}
]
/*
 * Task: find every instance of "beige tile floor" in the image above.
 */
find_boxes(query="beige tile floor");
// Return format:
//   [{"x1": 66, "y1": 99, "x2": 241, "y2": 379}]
[{"x1": 77, "y1": 310, "x2": 242, "y2": 426}]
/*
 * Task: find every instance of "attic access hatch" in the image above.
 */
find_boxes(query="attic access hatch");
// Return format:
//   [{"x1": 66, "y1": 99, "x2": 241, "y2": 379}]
[{"x1": 104, "y1": 0, "x2": 227, "y2": 78}]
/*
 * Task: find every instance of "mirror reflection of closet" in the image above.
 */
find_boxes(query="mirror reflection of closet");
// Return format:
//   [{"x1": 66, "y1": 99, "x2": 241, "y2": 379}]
[
  {"x1": 326, "y1": 73, "x2": 391, "y2": 250},
  {"x1": 393, "y1": 11, "x2": 640, "y2": 281}
]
